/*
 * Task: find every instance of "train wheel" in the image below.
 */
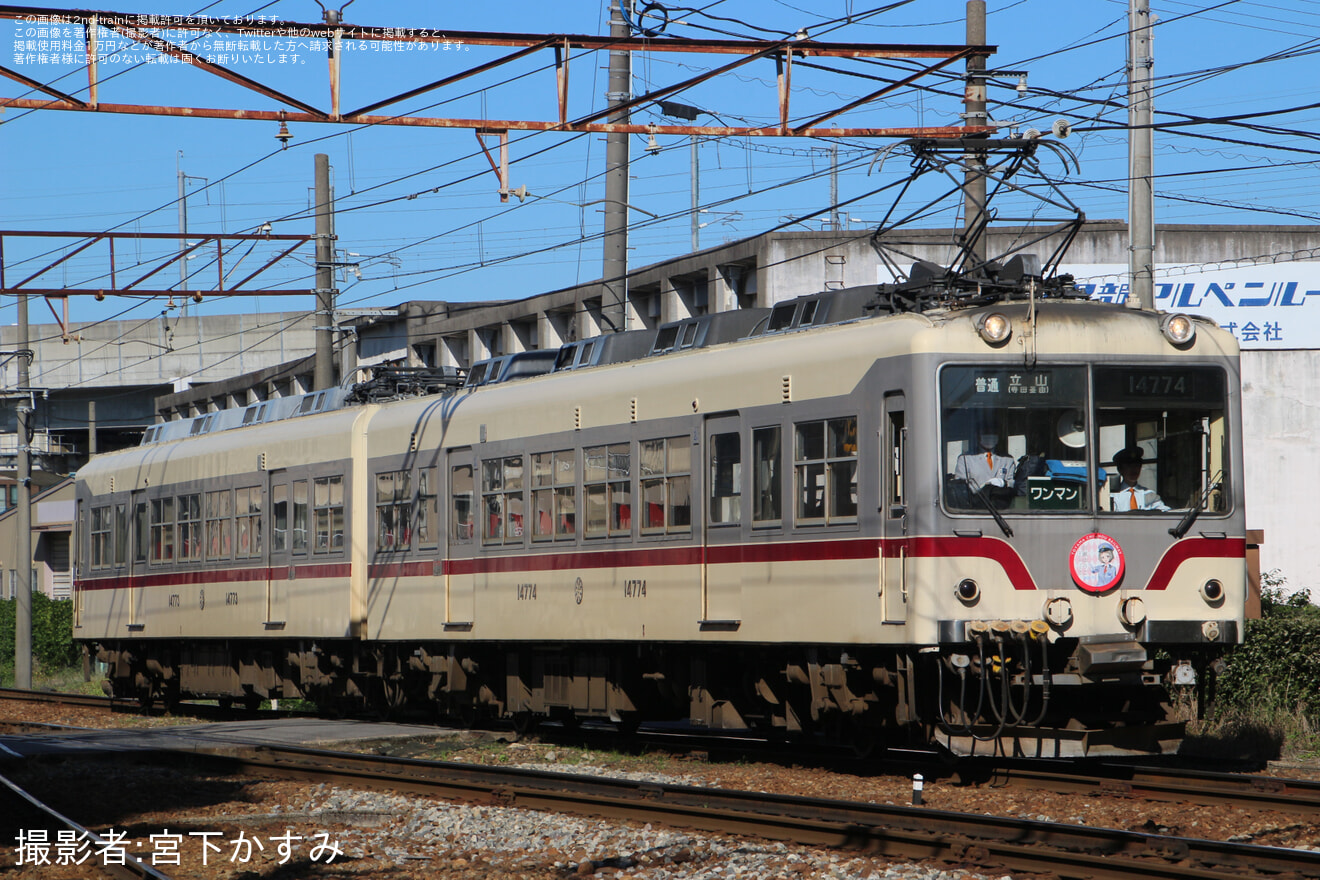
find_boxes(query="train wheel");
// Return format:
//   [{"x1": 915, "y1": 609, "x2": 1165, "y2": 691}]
[
  {"x1": 511, "y1": 711, "x2": 539, "y2": 739},
  {"x1": 614, "y1": 712, "x2": 641, "y2": 735}
]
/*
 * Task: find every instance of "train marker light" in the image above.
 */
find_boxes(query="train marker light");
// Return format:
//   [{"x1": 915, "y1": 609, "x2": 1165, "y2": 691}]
[
  {"x1": 1200, "y1": 579, "x2": 1224, "y2": 604},
  {"x1": 977, "y1": 312, "x2": 1012, "y2": 345},
  {"x1": 1160, "y1": 313, "x2": 1196, "y2": 346},
  {"x1": 955, "y1": 578, "x2": 980, "y2": 603},
  {"x1": 1043, "y1": 597, "x2": 1073, "y2": 627}
]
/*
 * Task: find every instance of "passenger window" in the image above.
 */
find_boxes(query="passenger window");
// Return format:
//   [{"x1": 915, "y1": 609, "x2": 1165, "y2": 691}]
[
  {"x1": 795, "y1": 417, "x2": 858, "y2": 524},
  {"x1": 313, "y1": 477, "x2": 344, "y2": 553},
  {"x1": 450, "y1": 465, "x2": 474, "y2": 543},
  {"x1": 584, "y1": 444, "x2": 630, "y2": 537},
  {"x1": 640, "y1": 437, "x2": 692, "y2": 534},
  {"x1": 482, "y1": 456, "x2": 525, "y2": 545},
  {"x1": 532, "y1": 451, "x2": 576, "y2": 541},
  {"x1": 206, "y1": 490, "x2": 233, "y2": 560},
  {"x1": 709, "y1": 432, "x2": 742, "y2": 525},
  {"x1": 752, "y1": 426, "x2": 782, "y2": 525},
  {"x1": 417, "y1": 467, "x2": 438, "y2": 549}
]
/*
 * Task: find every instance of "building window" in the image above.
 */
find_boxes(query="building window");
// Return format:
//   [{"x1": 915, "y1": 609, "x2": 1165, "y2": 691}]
[
  {"x1": 150, "y1": 497, "x2": 175, "y2": 563},
  {"x1": 639, "y1": 437, "x2": 691, "y2": 534},
  {"x1": 451, "y1": 464, "x2": 474, "y2": 543},
  {"x1": 376, "y1": 470, "x2": 412, "y2": 551},
  {"x1": 584, "y1": 443, "x2": 630, "y2": 538},
  {"x1": 482, "y1": 455, "x2": 525, "y2": 545},
  {"x1": 206, "y1": 490, "x2": 233, "y2": 560},
  {"x1": 91, "y1": 506, "x2": 112, "y2": 570},
  {"x1": 314, "y1": 476, "x2": 344, "y2": 553},
  {"x1": 752, "y1": 426, "x2": 783, "y2": 525},
  {"x1": 531, "y1": 450, "x2": 576, "y2": 542},
  {"x1": 795, "y1": 417, "x2": 858, "y2": 525},
  {"x1": 177, "y1": 493, "x2": 202, "y2": 561},
  {"x1": 235, "y1": 486, "x2": 263, "y2": 559}
]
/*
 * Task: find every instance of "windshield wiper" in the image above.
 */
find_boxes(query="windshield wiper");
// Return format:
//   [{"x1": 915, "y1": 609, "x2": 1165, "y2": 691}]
[
  {"x1": 974, "y1": 487, "x2": 1014, "y2": 538},
  {"x1": 1170, "y1": 475, "x2": 1222, "y2": 539}
]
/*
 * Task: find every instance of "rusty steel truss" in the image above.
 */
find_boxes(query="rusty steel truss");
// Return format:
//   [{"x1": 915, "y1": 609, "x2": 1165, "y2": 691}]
[
  {"x1": 0, "y1": 229, "x2": 315, "y2": 340},
  {"x1": 0, "y1": 4, "x2": 995, "y2": 140}
]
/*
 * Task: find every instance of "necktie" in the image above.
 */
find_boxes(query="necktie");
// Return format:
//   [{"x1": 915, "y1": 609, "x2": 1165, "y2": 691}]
[
  {"x1": 1129, "y1": 490, "x2": 1138, "y2": 510},
  {"x1": 985, "y1": 452, "x2": 993, "y2": 469}
]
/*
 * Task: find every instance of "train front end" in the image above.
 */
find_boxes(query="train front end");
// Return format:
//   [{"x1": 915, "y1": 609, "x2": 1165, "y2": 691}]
[{"x1": 913, "y1": 300, "x2": 1245, "y2": 757}]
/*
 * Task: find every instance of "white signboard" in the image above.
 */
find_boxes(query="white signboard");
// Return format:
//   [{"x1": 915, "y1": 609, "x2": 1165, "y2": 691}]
[{"x1": 1065, "y1": 262, "x2": 1320, "y2": 350}]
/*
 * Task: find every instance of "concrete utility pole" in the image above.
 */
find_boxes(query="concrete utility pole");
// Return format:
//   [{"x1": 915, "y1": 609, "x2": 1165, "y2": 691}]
[
  {"x1": 14, "y1": 293, "x2": 32, "y2": 689},
  {"x1": 1127, "y1": 0, "x2": 1155, "y2": 310},
  {"x1": 962, "y1": 1, "x2": 987, "y2": 268},
  {"x1": 601, "y1": 0, "x2": 632, "y2": 333},
  {"x1": 314, "y1": 153, "x2": 336, "y2": 390}
]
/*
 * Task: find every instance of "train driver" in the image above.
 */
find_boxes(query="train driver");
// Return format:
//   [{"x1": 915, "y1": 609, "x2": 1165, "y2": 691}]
[
  {"x1": 954, "y1": 431, "x2": 1015, "y2": 492},
  {"x1": 1111, "y1": 445, "x2": 1170, "y2": 511}
]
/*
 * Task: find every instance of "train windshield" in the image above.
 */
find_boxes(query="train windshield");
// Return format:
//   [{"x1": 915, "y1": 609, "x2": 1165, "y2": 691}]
[
  {"x1": 1094, "y1": 366, "x2": 1229, "y2": 514},
  {"x1": 941, "y1": 364, "x2": 1229, "y2": 515},
  {"x1": 941, "y1": 366, "x2": 1091, "y2": 513}
]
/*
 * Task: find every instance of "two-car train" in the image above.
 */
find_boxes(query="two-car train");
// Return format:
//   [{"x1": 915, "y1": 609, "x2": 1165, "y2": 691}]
[{"x1": 72, "y1": 264, "x2": 1245, "y2": 757}]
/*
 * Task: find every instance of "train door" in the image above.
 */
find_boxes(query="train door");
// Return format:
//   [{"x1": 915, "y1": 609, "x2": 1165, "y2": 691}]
[
  {"x1": 266, "y1": 470, "x2": 289, "y2": 626},
  {"x1": 445, "y1": 449, "x2": 475, "y2": 627},
  {"x1": 129, "y1": 490, "x2": 147, "y2": 627},
  {"x1": 702, "y1": 415, "x2": 742, "y2": 626},
  {"x1": 881, "y1": 394, "x2": 908, "y2": 624}
]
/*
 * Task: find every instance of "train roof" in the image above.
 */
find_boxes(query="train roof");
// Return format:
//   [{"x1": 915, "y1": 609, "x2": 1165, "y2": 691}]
[{"x1": 135, "y1": 260, "x2": 1198, "y2": 449}]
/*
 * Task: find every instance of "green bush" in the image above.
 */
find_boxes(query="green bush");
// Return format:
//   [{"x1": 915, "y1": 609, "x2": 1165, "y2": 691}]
[{"x1": 0, "y1": 593, "x2": 80, "y2": 673}]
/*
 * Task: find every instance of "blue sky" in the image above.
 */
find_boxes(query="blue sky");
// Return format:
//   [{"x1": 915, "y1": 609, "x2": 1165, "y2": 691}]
[{"x1": 2, "y1": 0, "x2": 1318, "y2": 329}]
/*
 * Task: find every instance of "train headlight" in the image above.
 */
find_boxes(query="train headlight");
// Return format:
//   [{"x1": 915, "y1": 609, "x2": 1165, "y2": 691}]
[
  {"x1": 956, "y1": 578, "x2": 980, "y2": 604},
  {"x1": 1043, "y1": 597, "x2": 1073, "y2": 627},
  {"x1": 1119, "y1": 596, "x2": 1147, "y2": 627},
  {"x1": 977, "y1": 312, "x2": 1012, "y2": 346},
  {"x1": 1200, "y1": 579, "x2": 1224, "y2": 605},
  {"x1": 1160, "y1": 313, "x2": 1196, "y2": 346}
]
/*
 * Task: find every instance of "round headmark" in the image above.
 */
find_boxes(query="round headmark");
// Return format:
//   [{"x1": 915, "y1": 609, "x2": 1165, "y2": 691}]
[{"x1": 1070, "y1": 533, "x2": 1124, "y2": 593}]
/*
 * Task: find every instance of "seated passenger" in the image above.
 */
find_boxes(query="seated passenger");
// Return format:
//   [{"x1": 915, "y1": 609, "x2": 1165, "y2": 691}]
[
  {"x1": 1111, "y1": 445, "x2": 1170, "y2": 511},
  {"x1": 954, "y1": 432, "x2": 1015, "y2": 493}
]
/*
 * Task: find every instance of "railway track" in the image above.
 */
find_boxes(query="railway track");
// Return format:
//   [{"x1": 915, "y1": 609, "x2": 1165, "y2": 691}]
[{"x1": 218, "y1": 742, "x2": 1320, "y2": 880}]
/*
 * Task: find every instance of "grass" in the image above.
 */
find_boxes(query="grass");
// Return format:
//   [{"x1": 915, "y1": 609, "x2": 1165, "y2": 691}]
[{"x1": 0, "y1": 661, "x2": 103, "y2": 695}]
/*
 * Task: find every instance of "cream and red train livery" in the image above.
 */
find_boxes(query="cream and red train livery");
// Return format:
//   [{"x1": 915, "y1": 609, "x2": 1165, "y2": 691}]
[{"x1": 74, "y1": 284, "x2": 1245, "y2": 756}]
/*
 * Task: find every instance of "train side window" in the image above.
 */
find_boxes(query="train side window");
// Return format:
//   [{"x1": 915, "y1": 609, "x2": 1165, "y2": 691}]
[
  {"x1": 640, "y1": 437, "x2": 692, "y2": 535},
  {"x1": 482, "y1": 456, "x2": 526, "y2": 545},
  {"x1": 150, "y1": 497, "x2": 175, "y2": 564},
  {"x1": 451, "y1": 465, "x2": 474, "y2": 543},
  {"x1": 768, "y1": 303, "x2": 795, "y2": 332},
  {"x1": 133, "y1": 501, "x2": 148, "y2": 565},
  {"x1": 417, "y1": 467, "x2": 438, "y2": 550},
  {"x1": 206, "y1": 490, "x2": 232, "y2": 560},
  {"x1": 91, "y1": 506, "x2": 111, "y2": 570},
  {"x1": 532, "y1": 451, "x2": 576, "y2": 542},
  {"x1": 314, "y1": 476, "x2": 344, "y2": 553},
  {"x1": 291, "y1": 481, "x2": 308, "y2": 555},
  {"x1": 709, "y1": 432, "x2": 742, "y2": 525},
  {"x1": 272, "y1": 484, "x2": 289, "y2": 553},
  {"x1": 235, "y1": 486, "x2": 264, "y2": 559},
  {"x1": 584, "y1": 444, "x2": 630, "y2": 537},
  {"x1": 376, "y1": 470, "x2": 412, "y2": 551},
  {"x1": 177, "y1": 493, "x2": 202, "y2": 561},
  {"x1": 795, "y1": 416, "x2": 858, "y2": 525},
  {"x1": 887, "y1": 408, "x2": 906, "y2": 514},
  {"x1": 113, "y1": 503, "x2": 127, "y2": 567},
  {"x1": 751, "y1": 426, "x2": 782, "y2": 525}
]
